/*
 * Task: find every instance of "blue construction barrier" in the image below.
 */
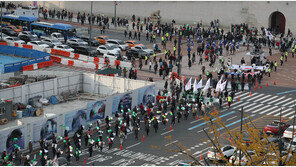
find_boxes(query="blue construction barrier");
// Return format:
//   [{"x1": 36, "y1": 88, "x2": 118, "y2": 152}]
[{"x1": 0, "y1": 45, "x2": 51, "y2": 73}]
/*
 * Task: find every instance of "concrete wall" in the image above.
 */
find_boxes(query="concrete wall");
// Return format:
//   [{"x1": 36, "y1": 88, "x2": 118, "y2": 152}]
[{"x1": 18, "y1": 1, "x2": 296, "y2": 32}]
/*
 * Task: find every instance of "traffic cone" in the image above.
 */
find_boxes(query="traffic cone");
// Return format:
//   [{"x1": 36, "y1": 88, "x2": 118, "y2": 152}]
[
  {"x1": 281, "y1": 118, "x2": 283, "y2": 122},
  {"x1": 260, "y1": 85, "x2": 262, "y2": 89},
  {"x1": 238, "y1": 96, "x2": 240, "y2": 101},
  {"x1": 142, "y1": 135, "x2": 145, "y2": 141},
  {"x1": 274, "y1": 81, "x2": 276, "y2": 85},
  {"x1": 254, "y1": 87, "x2": 256, "y2": 91},
  {"x1": 170, "y1": 125, "x2": 172, "y2": 131},
  {"x1": 227, "y1": 102, "x2": 229, "y2": 106},
  {"x1": 266, "y1": 83, "x2": 269, "y2": 87},
  {"x1": 213, "y1": 108, "x2": 215, "y2": 113},
  {"x1": 120, "y1": 143, "x2": 123, "y2": 150},
  {"x1": 196, "y1": 115, "x2": 199, "y2": 120},
  {"x1": 84, "y1": 158, "x2": 86, "y2": 164},
  {"x1": 200, "y1": 154, "x2": 203, "y2": 160},
  {"x1": 249, "y1": 91, "x2": 252, "y2": 96}
]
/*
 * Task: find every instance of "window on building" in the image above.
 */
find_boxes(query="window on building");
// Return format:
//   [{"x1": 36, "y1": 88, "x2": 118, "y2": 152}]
[{"x1": 0, "y1": 107, "x2": 6, "y2": 115}]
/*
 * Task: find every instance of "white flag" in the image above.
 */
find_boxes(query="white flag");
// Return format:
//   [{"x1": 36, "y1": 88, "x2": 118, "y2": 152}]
[
  {"x1": 185, "y1": 77, "x2": 192, "y2": 91},
  {"x1": 203, "y1": 78, "x2": 211, "y2": 91},
  {"x1": 215, "y1": 78, "x2": 222, "y2": 92},
  {"x1": 219, "y1": 81, "x2": 227, "y2": 92},
  {"x1": 193, "y1": 78, "x2": 203, "y2": 92}
]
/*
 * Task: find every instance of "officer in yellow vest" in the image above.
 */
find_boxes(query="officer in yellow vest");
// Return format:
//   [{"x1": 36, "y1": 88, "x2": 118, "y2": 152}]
[
  {"x1": 165, "y1": 32, "x2": 169, "y2": 40},
  {"x1": 161, "y1": 36, "x2": 164, "y2": 46},
  {"x1": 173, "y1": 46, "x2": 176, "y2": 56},
  {"x1": 292, "y1": 48, "x2": 295, "y2": 58},
  {"x1": 153, "y1": 34, "x2": 156, "y2": 43},
  {"x1": 227, "y1": 96, "x2": 232, "y2": 108},
  {"x1": 145, "y1": 55, "x2": 148, "y2": 65},
  {"x1": 268, "y1": 68, "x2": 271, "y2": 77},
  {"x1": 153, "y1": 53, "x2": 156, "y2": 61},
  {"x1": 274, "y1": 61, "x2": 277, "y2": 72},
  {"x1": 280, "y1": 54, "x2": 284, "y2": 66},
  {"x1": 285, "y1": 51, "x2": 288, "y2": 62}
]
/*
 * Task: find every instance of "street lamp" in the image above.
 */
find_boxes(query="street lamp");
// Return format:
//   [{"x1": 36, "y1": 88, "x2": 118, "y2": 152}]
[
  {"x1": 1, "y1": 1, "x2": 3, "y2": 41},
  {"x1": 114, "y1": 1, "x2": 118, "y2": 28},
  {"x1": 89, "y1": 1, "x2": 93, "y2": 56}
]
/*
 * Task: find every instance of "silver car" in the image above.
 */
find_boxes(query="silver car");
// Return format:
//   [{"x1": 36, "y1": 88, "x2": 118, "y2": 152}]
[
  {"x1": 66, "y1": 38, "x2": 88, "y2": 46},
  {"x1": 41, "y1": 38, "x2": 63, "y2": 48},
  {"x1": 106, "y1": 39, "x2": 129, "y2": 51}
]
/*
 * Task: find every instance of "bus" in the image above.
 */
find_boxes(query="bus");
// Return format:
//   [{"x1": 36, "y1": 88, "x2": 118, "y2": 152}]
[
  {"x1": 1, "y1": 14, "x2": 38, "y2": 30},
  {"x1": 30, "y1": 22, "x2": 76, "y2": 39}
]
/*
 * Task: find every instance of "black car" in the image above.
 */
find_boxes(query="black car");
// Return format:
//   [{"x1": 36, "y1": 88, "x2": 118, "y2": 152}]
[
  {"x1": 1, "y1": 28, "x2": 18, "y2": 37},
  {"x1": 18, "y1": 34, "x2": 38, "y2": 43},
  {"x1": 73, "y1": 45, "x2": 97, "y2": 57},
  {"x1": 126, "y1": 49, "x2": 149, "y2": 60},
  {"x1": 77, "y1": 36, "x2": 100, "y2": 47}
]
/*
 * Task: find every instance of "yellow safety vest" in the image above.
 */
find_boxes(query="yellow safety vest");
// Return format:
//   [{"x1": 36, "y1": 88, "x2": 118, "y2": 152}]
[
  {"x1": 174, "y1": 47, "x2": 176, "y2": 51},
  {"x1": 153, "y1": 35, "x2": 156, "y2": 38},
  {"x1": 166, "y1": 33, "x2": 169, "y2": 37},
  {"x1": 145, "y1": 56, "x2": 148, "y2": 60},
  {"x1": 286, "y1": 52, "x2": 288, "y2": 56},
  {"x1": 227, "y1": 96, "x2": 232, "y2": 102},
  {"x1": 293, "y1": 49, "x2": 295, "y2": 53},
  {"x1": 274, "y1": 62, "x2": 277, "y2": 67},
  {"x1": 153, "y1": 54, "x2": 156, "y2": 57},
  {"x1": 165, "y1": 50, "x2": 167, "y2": 54},
  {"x1": 280, "y1": 56, "x2": 283, "y2": 61},
  {"x1": 162, "y1": 37, "x2": 164, "y2": 41}
]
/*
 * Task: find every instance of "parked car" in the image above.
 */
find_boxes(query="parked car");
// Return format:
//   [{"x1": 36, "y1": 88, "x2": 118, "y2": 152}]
[
  {"x1": 229, "y1": 150, "x2": 256, "y2": 165},
  {"x1": 19, "y1": 31, "x2": 38, "y2": 38},
  {"x1": 97, "y1": 44, "x2": 121, "y2": 55},
  {"x1": 285, "y1": 138, "x2": 296, "y2": 153},
  {"x1": 41, "y1": 32, "x2": 64, "y2": 43},
  {"x1": 131, "y1": 44, "x2": 154, "y2": 55},
  {"x1": 5, "y1": 25, "x2": 22, "y2": 34},
  {"x1": 125, "y1": 40, "x2": 141, "y2": 48},
  {"x1": 3, "y1": 36, "x2": 25, "y2": 44},
  {"x1": 73, "y1": 45, "x2": 97, "y2": 57},
  {"x1": 103, "y1": 52, "x2": 128, "y2": 62},
  {"x1": 94, "y1": 35, "x2": 109, "y2": 44},
  {"x1": 283, "y1": 125, "x2": 296, "y2": 139},
  {"x1": 106, "y1": 39, "x2": 129, "y2": 51},
  {"x1": 77, "y1": 36, "x2": 100, "y2": 47},
  {"x1": 1, "y1": 28, "x2": 18, "y2": 36},
  {"x1": 18, "y1": 34, "x2": 38, "y2": 43},
  {"x1": 207, "y1": 145, "x2": 236, "y2": 161},
  {"x1": 126, "y1": 49, "x2": 150, "y2": 59},
  {"x1": 53, "y1": 45, "x2": 75, "y2": 52},
  {"x1": 41, "y1": 38, "x2": 63, "y2": 48},
  {"x1": 66, "y1": 38, "x2": 88, "y2": 46},
  {"x1": 264, "y1": 121, "x2": 290, "y2": 135},
  {"x1": 27, "y1": 41, "x2": 50, "y2": 49}
]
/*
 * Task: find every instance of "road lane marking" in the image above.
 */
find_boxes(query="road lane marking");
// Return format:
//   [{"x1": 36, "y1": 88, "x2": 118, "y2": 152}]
[
  {"x1": 277, "y1": 90, "x2": 296, "y2": 95},
  {"x1": 216, "y1": 115, "x2": 254, "y2": 131},
  {"x1": 188, "y1": 111, "x2": 234, "y2": 130},
  {"x1": 126, "y1": 142, "x2": 141, "y2": 149},
  {"x1": 226, "y1": 116, "x2": 237, "y2": 121},
  {"x1": 258, "y1": 106, "x2": 278, "y2": 114},
  {"x1": 165, "y1": 140, "x2": 178, "y2": 146},
  {"x1": 161, "y1": 130, "x2": 174, "y2": 135}
]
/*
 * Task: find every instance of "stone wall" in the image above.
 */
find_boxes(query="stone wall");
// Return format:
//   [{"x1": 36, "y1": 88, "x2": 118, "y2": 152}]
[{"x1": 17, "y1": 1, "x2": 296, "y2": 32}]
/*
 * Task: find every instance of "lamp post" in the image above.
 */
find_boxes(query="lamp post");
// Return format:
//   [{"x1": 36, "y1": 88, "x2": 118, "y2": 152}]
[
  {"x1": 1, "y1": 2, "x2": 3, "y2": 41},
  {"x1": 88, "y1": 1, "x2": 93, "y2": 54},
  {"x1": 114, "y1": 1, "x2": 117, "y2": 28}
]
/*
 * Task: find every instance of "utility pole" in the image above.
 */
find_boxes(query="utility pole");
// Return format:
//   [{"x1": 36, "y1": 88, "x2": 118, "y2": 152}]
[
  {"x1": 1, "y1": 1, "x2": 3, "y2": 41},
  {"x1": 239, "y1": 106, "x2": 243, "y2": 166},
  {"x1": 278, "y1": 108, "x2": 282, "y2": 166},
  {"x1": 114, "y1": 1, "x2": 117, "y2": 28}
]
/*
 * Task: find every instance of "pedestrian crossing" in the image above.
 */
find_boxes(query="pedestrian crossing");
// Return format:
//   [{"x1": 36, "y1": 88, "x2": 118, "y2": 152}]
[{"x1": 221, "y1": 91, "x2": 296, "y2": 119}]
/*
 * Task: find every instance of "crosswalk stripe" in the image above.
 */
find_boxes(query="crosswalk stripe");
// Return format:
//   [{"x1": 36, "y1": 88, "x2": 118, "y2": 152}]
[
  {"x1": 276, "y1": 98, "x2": 294, "y2": 106},
  {"x1": 282, "y1": 108, "x2": 296, "y2": 118},
  {"x1": 260, "y1": 96, "x2": 278, "y2": 103},
  {"x1": 241, "y1": 92, "x2": 258, "y2": 100},
  {"x1": 275, "y1": 108, "x2": 294, "y2": 116},
  {"x1": 235, "y1": 91, "x2": 246, "y2": 96},
  {"x1": 251, "y1": 104, "x2": 272, "y2": 113},
  {"x1": 232, "y1": 101, "x2": 251, "y2": 109},
  {"x1": 266, "y1": 96, "x2": 286, "y2": 105},
  {"x1": 282, "y1": 100, "x2": 296, "y2": 107},
  {"x1": 244, "y1": 94, "x2": 265, "y2": 102},
  {"x1": 258, "y1": 106, "x2": 278, "y2": 115},
  {"x1": 252, "y1": 94, "x2": 272, "y2": 102},
  {"x1": 244, "y1": 104, "x2": 265, "y2": 112},
  {"x1": 267, "y1": 108, "x2": 282, "y2": 115}
]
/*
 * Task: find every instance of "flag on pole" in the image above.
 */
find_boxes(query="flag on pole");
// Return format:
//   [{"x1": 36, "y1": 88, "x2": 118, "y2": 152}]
[
  {"x1": 185, "y1": 77, "x2": 192, "y2": 91},
  {"x1": 203, "y1": 78, "x2": 211, "y2": 92},
  {"x1": 215, "y1": 78, "x2": 222, "y2": 92},
  {"x1": 193, "y1": 78, "x2": 203, "y2": 92},
  {"x1": 219, "y1": 81, "x2": 227, "y2": 92}
]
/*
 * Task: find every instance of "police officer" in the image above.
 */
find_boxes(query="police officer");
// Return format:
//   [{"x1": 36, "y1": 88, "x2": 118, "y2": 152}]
[
  {"x1": 74, "y1": 148, "x2": 79, "y2": 161},
  {"x1": 227, "y1": 95, "x2": 232, "y2": 108},
  {"x1": 274, "y1": 61, "x2": 277, "y2": 72},
  {"x1": 280, "y1": 54, "x2": 284, "y2": 66}
]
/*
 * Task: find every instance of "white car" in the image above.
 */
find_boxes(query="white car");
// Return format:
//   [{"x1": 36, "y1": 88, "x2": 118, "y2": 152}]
[
  {"x1": 53, "y1": 45, "x2": 74, "y2": 52},
  {"x1": 106, "y1": 39, "x2": 129, "y2": 51},
  {"x1": 103, "y1": 52, "x2": 128, "y2": 61},
  {"x1": 285, "y1": 138, "x2": 296, "y2": 152},
  {"x1": 97, "y1": 44, "x2": 121, "y2": 55},
  {"x1": 27, "y1": 41, "x2": 50, "y2": 49},
  {"x1": 207, "y1": 145, "x2": 236, "y2": 161},
  {"x1": 4, "y1": 36, "x2": 25, "y2": 44},
  {"x1": 66, "y1": 38, "x2": 88, "y2": 46},
  {"x1": 18, "y1": 31, "x2": 38, "y2": 38},
  {"x1": 131, "y1": 44, "x2": 154, "y2": 55},
  {"x1": 283, "y1": 125, "x2": 296, "y2": 139},
  {"x1": 41, "y1": 38, "x2": 63, "y2": 48},
  {"x1": 51, "y1": 32, "x2": 64, "y2": 42},
  {"x1": 229, "y1": 150, "x2": 255, "y2": 165}
]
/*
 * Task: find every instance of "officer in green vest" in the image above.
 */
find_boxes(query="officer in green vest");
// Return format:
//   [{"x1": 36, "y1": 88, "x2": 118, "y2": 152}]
[
  {"x1": 153, "y1": 53, "x2": 156, "y2": 61},
  {"x1": 173, "y1": 46, "x2": 176, "y2": 56},
  {"x1": 274, "y1": 61, "x2": 277, "y2": 72},
  {"x1": 153, "y1": 34, "x2": 156, "y2": 43},
  {"x1": 268, "y1": 68, "x2": 271, "y2": 77},
  {"x1": 292, "y1": 48, "x2": 295, "y2": 58},
  {"x1": 145, "y1": 55, "x2": 148, "y2": 65},
  {"x1": 285, "y1": 51, "x2": 288, "y2": 62},
  {"x1": 165, "y1": 32, "x2": 169, "y2": 40},
  {"x1": 161, "y1": 36, "x2": 164, "y2": 46},
  {"x1": 280, "y1": 54, "x2": 284, "y2": 66}
]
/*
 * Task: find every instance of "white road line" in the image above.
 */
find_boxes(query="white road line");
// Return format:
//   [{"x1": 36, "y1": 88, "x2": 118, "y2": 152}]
[
  {"x1": 258, "y1": 106, "x2": 278, "y2": 115},
  {"x1": 251, "y1": 105, "x2": 272, "y2": 113},
  {"x1": 260, "y1": 96, "x2": 278, "y2": 103},
  {"x1": 193, "y1": 147, "x2": 211, "y2": 155},
  {"x1": 276, "y1": 98, "x2": 294, "y2": 106},
  {"x1": 275, "y1": 108, "x2": 294, "y2": 116},
  {"x1": 161, "y1": 130, "x2": 174, "y2": 136},
  {"x1": 126, "y1": 142, "x2": 141, "y2": 149},
  {"x1": 266, "y1": 96, "x2": 286, "y2": 105},
  {"x1": 232, "y1": 101, "x2": 251, "y2": 109},
  {"x1": 282, "y1": 100, "x2": 296, "y2": 107},
  {"x1": 245, "y1": 94, "x2": 265, "y2": 102},
  {"x1": 191, "y1": 119, "x2": 202, "y2": 124},
  {"x1": 282, "y1": 109, "x2": 296, "y2": 118},
  {"x1": 241, "y1": 93, "x2": 259, "y2": 100},
  {"x1": 165, "y1": 140, "x2": 178, "y2": 146},
  {"x1": 244, "y1": 104, "x2": 265, "y2": 112},
  {"x1": 253, "y1": 94, "x2": 272, "y2": 102},
  {"x1": 226, "y1": 116, "x2": 237, "y2": 121},
  {"x1": 267, "y1": 108, "x2": 282, "y2": 116}
]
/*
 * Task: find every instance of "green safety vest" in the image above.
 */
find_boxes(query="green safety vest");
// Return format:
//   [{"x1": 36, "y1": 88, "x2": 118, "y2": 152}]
[
  {"x1": 165, "y1": 50, "x2": 167, "y2": 54},
  {"x1": 206, "y1": 72, "x2": 209, "y2": 76},
  {"x1": 153, "y1": 35, "x2": 156, "y2": 38},
  {"x1": 145, "y1": 56, "x2": 148, "y2": 60},
  {"x1": 286, "y1": 52, "x2": 288, "y2": 56},
  {"x1": 153, "y1": 54, "x2": 156, "y2": 57},
  {"x1": 180, "y1": 32, "x2": 182, "y2": 35},
  {"x1": 174, "y1": 47, "x2": 176, "y2": 51},
  {"x1": 161, "y1": 37, "x2": 164, "y2": 41},
  {"x1": 227, "y1": 96, "x2": 232, "y2": 102},
  {"x1": 268, "y1": 68, "x2": 271, "y2": 72},
  {"x1": 274, "y1": 62, "x2": 277, "y2": 67},
  {"x1": 280, "y1": 56, "x2": 283, "y2": 61},
  {"x1": 293, "y1": 49, "x2": 295, "y2": 53},
  {"x1": 166, "y1": 33, "x2": 169, "y2": 37}
]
